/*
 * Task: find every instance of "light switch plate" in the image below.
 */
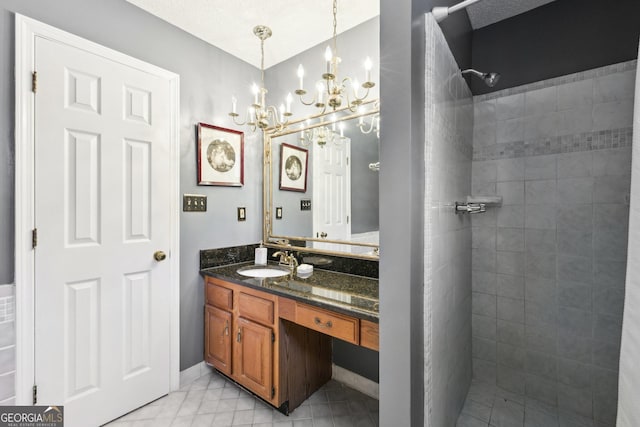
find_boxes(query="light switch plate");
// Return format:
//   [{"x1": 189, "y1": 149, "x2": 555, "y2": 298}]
[{"x1": 183, "y1": 194, "x2": 207, "y2": 212}]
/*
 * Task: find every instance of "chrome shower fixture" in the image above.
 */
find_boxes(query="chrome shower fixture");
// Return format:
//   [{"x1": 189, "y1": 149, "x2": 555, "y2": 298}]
[{"x1": 461, "y1": 69, "x2": 501, "y2": 87}]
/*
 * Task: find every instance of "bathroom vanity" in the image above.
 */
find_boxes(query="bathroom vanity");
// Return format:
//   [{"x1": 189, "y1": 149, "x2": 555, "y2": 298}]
[{"x1": 200, "y1": 262, "x2": 378, "y2": 414}]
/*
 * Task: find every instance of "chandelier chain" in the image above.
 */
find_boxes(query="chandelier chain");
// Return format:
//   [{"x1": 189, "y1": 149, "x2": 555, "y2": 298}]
[
  {"x1": 332, "y1": 0, "x2": 338, "y2": 58},
  {"x1": 260, "y1": 37, "x2": 265, "y2": 86}
]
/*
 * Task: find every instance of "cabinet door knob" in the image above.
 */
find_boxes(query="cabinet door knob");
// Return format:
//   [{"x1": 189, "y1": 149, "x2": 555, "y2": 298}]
[
  {"x1": 224, "y1": 320, "x2": 229, "y2": 336},
  {"x1": 237, "y1": 327, "x2": 242, "y2": 343},
  {"x1": 154, "y1": 251, "x2": 167, "y2": 261}
]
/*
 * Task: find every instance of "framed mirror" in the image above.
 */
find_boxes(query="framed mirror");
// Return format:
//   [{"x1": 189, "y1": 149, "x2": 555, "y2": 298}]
[{"x1": 263, "y1": 101, "x2": 380, "y2": 259}]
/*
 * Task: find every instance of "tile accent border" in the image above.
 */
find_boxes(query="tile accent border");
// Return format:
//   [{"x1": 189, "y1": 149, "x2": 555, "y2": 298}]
[
  {"x1": 474, "y1": 127, "x2": 634, "y2": 161},
  {"x1": 474, "y1": 60, "x2": 638, "y2": 103}
]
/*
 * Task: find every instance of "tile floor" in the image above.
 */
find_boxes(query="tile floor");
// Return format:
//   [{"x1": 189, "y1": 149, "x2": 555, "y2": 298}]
[
  {"x1": 455, "y1": 381, "x2": 603, "y2": 427},
  {"x1": 105, "y1": 370, "x2": 379, "y2": 427}
]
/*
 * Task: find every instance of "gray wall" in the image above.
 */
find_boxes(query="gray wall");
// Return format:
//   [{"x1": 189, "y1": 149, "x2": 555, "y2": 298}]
[
  {"x1": 0, "y1": 0, "x2": 262, "y2": 372},
  {"x1": 470, "y1": 61, "x2": 635, "y2": 425},
  {"x1": 350, "y1": 129, "x2": 379, "y2": 234},
  {"x1": 470, "y1": 0, "x2": 640, "y2": 95}
]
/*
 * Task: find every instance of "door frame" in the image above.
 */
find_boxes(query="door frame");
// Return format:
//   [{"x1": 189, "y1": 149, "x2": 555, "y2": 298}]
[{"x1": 14, "y1": 14, "x2": 181, "y2": 404}]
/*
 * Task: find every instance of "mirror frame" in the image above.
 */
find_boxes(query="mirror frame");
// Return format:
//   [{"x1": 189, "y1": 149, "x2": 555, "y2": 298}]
[{"x1": 263, "y1": 100, "x2": 380, "y2": 260}]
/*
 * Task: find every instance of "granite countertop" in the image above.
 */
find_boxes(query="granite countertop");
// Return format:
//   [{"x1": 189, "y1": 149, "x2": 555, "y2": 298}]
[{"x1": 200, "y1": 261, "x2": 379, "y2": 322}]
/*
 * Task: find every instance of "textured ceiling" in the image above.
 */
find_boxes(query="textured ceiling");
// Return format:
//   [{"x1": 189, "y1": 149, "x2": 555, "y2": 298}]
[
  {"x1": 125, "y1": 0, "x2": 379, "y2": 69},
  {"x1": 466, "y1": 0, "x2": 557, "y2": 29}
]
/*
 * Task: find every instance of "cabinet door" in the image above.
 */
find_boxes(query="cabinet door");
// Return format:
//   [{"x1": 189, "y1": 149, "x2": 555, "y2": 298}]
[
  {"x1": 233, "y1": 317, "x2": 273, "y2": 401},
  {"x1": 205, "y1": 305, "x2": 232, "y2": 376}
]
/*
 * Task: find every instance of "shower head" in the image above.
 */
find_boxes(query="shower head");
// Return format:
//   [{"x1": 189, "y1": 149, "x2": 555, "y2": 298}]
[{"x1": 461, "y1": 69, "x2": 501, "y2": 88}]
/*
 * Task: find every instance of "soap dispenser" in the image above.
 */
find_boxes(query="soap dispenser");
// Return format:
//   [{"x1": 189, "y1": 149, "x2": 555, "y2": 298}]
[{"x1": 255, "y1": 241, "x2": 267, "y2": 265}]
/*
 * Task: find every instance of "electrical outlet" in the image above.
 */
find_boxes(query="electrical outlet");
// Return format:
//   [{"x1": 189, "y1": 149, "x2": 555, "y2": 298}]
[
  {"x1": 300, "y1": 199, "x2": 311, "y2": 211},
  {"x1": 183, "y1": 194, "x2": 207, "y2": 212}
]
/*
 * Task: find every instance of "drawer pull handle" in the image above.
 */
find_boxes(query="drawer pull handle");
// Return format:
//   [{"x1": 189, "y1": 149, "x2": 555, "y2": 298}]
[{"x1": 314, "y1": 317, "x2": 333, "y2": 328}]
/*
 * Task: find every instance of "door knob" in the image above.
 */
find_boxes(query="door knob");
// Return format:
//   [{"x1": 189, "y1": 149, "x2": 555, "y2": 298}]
[
  {"x1": 154, "y1": 251, "x2": 167, "y2": 261},
  {"x1": 320, "y1": 232, "x2": 328, "y2": 238}
]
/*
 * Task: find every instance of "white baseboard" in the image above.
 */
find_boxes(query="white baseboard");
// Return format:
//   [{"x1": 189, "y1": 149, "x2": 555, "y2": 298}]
[
  {"x1": 332, "y1": 364, "x2": 379, "y2": 400},
  {"x1": 179, "y1": 361, "x2": 214, "y2": 388}
]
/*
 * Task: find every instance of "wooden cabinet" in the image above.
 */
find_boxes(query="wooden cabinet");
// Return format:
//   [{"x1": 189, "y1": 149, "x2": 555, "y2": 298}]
[
  {"x1": 204, "y1": 277, "x2": 279, "y2": 406},
  {"x1": 205, "y1": 305, "x2": 232, "y2": 376},
  {"x1": 234, "y1": 317, "x2": 273, "y2": 400},
  {"x1": 203, "y1": 275, "x2": 379, "y2": 413}
]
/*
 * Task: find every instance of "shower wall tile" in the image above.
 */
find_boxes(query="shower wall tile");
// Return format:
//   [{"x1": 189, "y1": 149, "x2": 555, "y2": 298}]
[
  {"x1": 496, "y1": 93, "x2": 525, "y2": 120},
  {"x1": 592, "y1": 148, "x2": 632, "y2": 176},
  {"x1": 557, "y1": 177, "x2": 594, "y2": 204},
  {"x1": 558, "y1": 281, "x2": 592, "y2": 311},
  {"x1": 557, "y1": 359, "x2": 592, "y2": 389},
  {"x1": 470, "y1": 61, "x2": 634, "y2": 423},
  {"x1": 497, "y1": 205, "x2": 525, "y2": 228},
  {"x1": 526, "y1": 323, "x2": 557, "y2": 355},
  {"x1": 497, "y1": 274, "x2": 525, "y2": 299},
  {"x1": 497, "y1": 296, "x2": 524, "y2": 323},
  {"x1": 592, "y1": 99, "x2": 634, "y2": 131},
  {"x1": 498, "y1": 320, "x2": 525, "y2": 346},
  {"x1": 557, "y1": 331, "x2": 592, "y2": 364},
  {"x1": 424, "y1": 15, "x2": 473, "y2": 425},
  {"x1": 525, "y1": 86, "x2": 558, "y2": 117},
  {"x1": 525, "y1": 155, "x2": 557, "y2": 180},
  {"x1": 496, "y1": 228, "x2": 525, "y2": 252},
  {"x1": 593, "y1": 175, "x2": 631, "y2": 204},
  {"x1": 496, "y1": 181, "x2": 524, "y2": 205},
  {"x1": 557, "y1": 79, "x2": 593, "y2": 111},
  {"x1": 472, "y1": 314, "x2": 497, "y2": 340},
  {"x1": 593, "y1": 70, "x2": 636, "y2": 103},
  {"x1": 496, "y1": 158, "x2": 525, "y2": 182},
  {"x1": 525, "y1": 229, "x2": 556, "y2": 254},
  {"x1": 525, "y1": 204, "x2": 556, "y2": 230},
  {"x1": 557, "y1": 151, "x2": 593, "y2": 178},
  {"x1": 497, "y1": 251, "x2": 525, "y2": 276}
]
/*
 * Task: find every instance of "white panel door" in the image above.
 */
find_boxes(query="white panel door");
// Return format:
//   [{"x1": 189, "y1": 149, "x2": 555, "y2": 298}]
[
  {"x1": 312, "y1": 138, "x2": 351, "y2": 252},
  {"x1": 34, "y1": 36, "x2": 172, "y2": 426}
]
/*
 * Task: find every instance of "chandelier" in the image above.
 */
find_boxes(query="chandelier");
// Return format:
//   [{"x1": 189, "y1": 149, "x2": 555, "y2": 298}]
[
  {"x1": 299, "y1": 118, "x2": 345, "y2": 147},
  {"x1": 357, "y1": 110, "x2": 380, "y2": 138},
  {"x1": 294, "y1": 0, "x2": 376, "y2": 113},
  {"x1": 229, "y1": 25, "x2": 292, "y2": 132}
]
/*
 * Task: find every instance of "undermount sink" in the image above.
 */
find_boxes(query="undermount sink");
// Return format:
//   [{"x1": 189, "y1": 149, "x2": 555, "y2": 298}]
[{"x1": 237, "y1": 265, "x2": 290, "y2": 278}]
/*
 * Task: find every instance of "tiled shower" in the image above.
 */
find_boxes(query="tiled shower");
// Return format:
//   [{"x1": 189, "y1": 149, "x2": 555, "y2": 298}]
[{"x1": 462, "y1": 61, "x2": 636, "y2": 426}]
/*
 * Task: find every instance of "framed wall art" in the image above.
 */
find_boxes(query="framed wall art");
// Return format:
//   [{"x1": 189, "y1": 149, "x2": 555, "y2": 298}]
[
  {"x1": 279, "y1": 143, "x2": 308, "y2": 192},
  {"x1": 197, "y1": 123, "x2": 244, "y2": 186}
]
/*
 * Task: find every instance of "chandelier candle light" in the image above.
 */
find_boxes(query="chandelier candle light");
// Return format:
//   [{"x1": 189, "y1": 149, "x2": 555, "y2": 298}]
[
  {"x1": 229, "y1": 25, "x2": 293, "y2": 132},
  {"x1": 294, "y1": 0, "x2": 376, "y2": 113}
]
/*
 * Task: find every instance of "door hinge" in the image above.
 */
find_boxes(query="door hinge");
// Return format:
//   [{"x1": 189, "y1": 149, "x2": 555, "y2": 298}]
[
  {"x1": 32, "y1": 71, "x2": 38, "y2": 93},
  {"x1": 347, "y1": 215, "x2": 349, "y2": 224},
  {"x1": 346, "y1": 157, "x2": 349, "y2": 166},
  {"x1": 272, "y1": 386, "x2": 275, "y2": 399},
  {"x1": 32, "y1": 228, "x2": 38, "y2": 249},
  {"x1": 32, "y1": 384, "x2": 37, "y2": 404}
]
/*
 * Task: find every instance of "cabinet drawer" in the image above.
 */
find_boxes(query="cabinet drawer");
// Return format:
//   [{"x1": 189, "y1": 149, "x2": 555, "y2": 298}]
[
  {"x1": 360, "y1": 320, "x2": 379, "y2": 351},
  {"x1": 295, "y1": 303, "x2": 359, "y2": 345},
  {"x1": 206, "y1": 280, "x2": 233, "y2": 310},
  {"x1": 238, "y1": 292, "x2": 274, "y2": 326}
]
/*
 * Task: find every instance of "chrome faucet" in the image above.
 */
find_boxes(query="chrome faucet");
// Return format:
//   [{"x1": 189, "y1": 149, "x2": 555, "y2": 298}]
[{"x1": 272, "y1": 250, "x2": 298, "y2": 273}]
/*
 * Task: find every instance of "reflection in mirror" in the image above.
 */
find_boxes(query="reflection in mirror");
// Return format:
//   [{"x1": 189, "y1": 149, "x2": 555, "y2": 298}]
[{"x1": 265, "y1": 105, "x2": 379, "y2": 258}]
